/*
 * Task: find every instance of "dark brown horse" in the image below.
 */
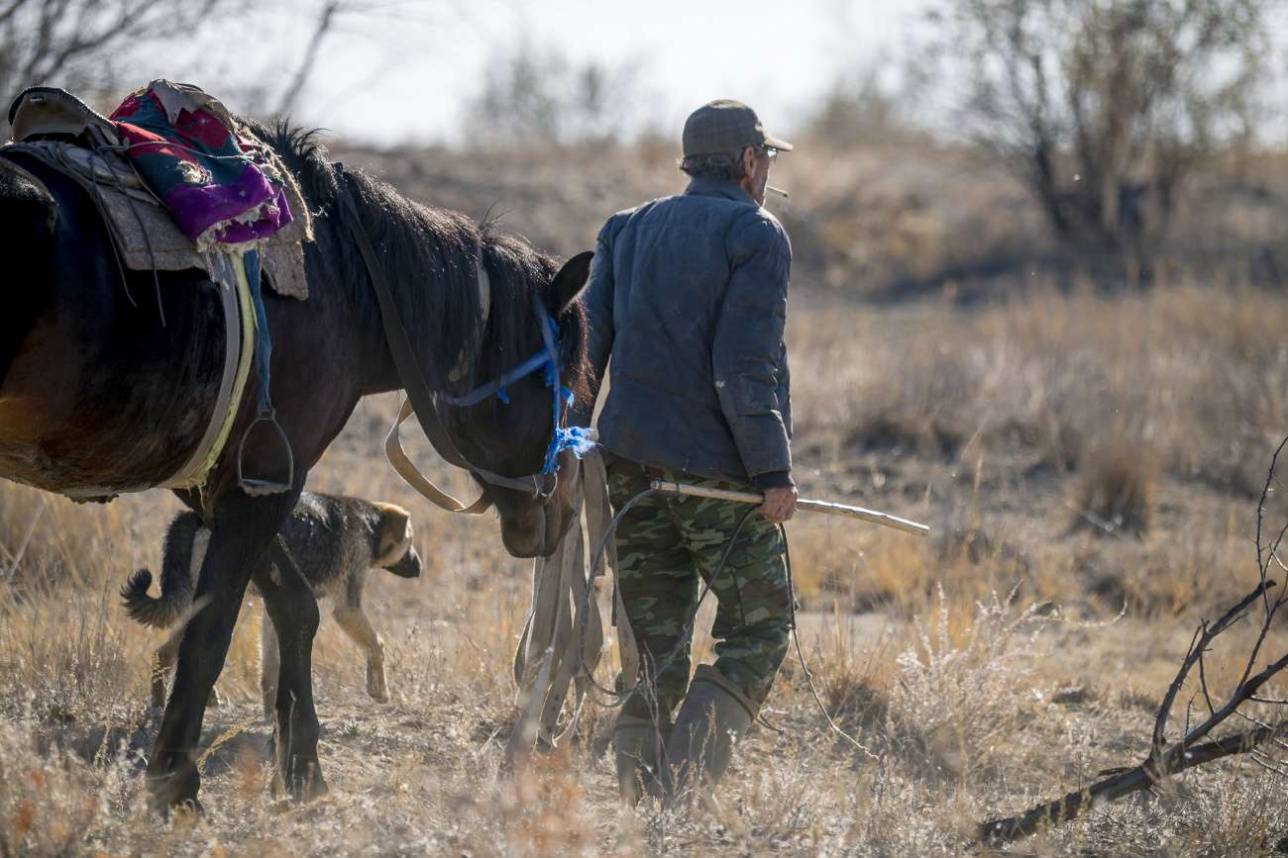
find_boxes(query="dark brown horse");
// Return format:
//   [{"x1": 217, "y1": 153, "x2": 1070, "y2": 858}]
[{"x1": 0, "y1": 124, "x2": 592, "y2": 811}]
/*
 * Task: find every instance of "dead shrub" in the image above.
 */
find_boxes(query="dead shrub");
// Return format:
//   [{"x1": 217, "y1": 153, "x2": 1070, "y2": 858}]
[
  {"x1": 809, "y1": 612, "x2": 893, "y2": 732},
  {"x1": 885, "y1": 589, "x2": 1048, "y2": 785},
  {"x1": 1071, "y1": 439, "x2": 1155, "y2": 537}
]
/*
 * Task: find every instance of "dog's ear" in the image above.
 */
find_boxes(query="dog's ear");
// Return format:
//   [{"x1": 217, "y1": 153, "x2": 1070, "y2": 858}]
[{"x1": 374, "y1": 503, "x2": 413, "y2": 566}]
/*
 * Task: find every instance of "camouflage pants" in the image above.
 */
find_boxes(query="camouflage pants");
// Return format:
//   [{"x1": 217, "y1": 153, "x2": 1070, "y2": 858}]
[{"x1": 607, "y1": 458, "x2": 791, "y2": 722}]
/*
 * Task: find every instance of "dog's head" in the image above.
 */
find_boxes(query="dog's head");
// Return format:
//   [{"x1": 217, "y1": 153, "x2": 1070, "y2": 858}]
[{"x1": 373, "y1": 502, "x2": 422, "y2": 579}]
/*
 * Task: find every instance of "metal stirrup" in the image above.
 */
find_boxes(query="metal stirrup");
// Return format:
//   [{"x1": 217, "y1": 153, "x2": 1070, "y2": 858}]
[{"x1": 236, "y1": 408, "x2": 295, "y2": 496}]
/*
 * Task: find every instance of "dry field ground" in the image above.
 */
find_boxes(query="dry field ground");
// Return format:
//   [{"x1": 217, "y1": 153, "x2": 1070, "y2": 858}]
[{"x1": 3, "y1": 139, "x2": 1288, "y2": 856}]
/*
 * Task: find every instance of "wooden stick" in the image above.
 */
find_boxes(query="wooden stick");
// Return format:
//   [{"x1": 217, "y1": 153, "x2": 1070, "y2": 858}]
[{"x1": 649, "y1": 480, "x2": 930, "y2": 537}]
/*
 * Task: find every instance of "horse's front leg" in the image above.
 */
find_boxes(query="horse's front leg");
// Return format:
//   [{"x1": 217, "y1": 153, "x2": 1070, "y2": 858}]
[
  {"x1": 254, "y1": 543, "x2": 326, "y2": 801},
  {"x1": 146, "y1": 489, "x2": 300, "y2": 813}
]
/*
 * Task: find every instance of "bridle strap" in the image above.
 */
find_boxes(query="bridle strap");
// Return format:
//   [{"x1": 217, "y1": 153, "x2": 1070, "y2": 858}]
[
  {"x1": 441, "y1": 347, "x2": 551, "y2": 408},
  {"x1": 384, "y1": 397, "x2": 491, "y2": 514}
]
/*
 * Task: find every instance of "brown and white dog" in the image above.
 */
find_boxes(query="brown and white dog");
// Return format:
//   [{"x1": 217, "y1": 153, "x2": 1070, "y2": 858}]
[{"x1": 122, "y1": 492, "x2": 422, "y2": 716}]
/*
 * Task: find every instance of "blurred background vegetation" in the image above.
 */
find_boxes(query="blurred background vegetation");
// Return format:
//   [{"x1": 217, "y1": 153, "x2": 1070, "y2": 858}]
[{"x1": 4, "y1": 0, "x2": 1288, "y2": 297}]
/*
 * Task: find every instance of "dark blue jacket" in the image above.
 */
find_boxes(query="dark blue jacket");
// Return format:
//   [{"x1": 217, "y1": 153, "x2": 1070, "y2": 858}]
[{"x1": 582, "y1": 176, "x2": 793, "y2": 488}]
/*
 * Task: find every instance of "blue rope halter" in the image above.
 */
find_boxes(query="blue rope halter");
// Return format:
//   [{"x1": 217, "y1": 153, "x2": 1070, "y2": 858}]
[{"x1": 440, "y1": 295, "x2": 595, "y2": 481}]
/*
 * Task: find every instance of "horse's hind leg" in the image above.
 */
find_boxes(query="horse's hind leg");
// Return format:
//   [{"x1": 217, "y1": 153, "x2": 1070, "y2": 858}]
[
  {"x1": 146, "y1": 489, "x2": 300, "y2": 813},
  {"x1": 254, "y1": 543, "x2": 326, "y2": 801}
]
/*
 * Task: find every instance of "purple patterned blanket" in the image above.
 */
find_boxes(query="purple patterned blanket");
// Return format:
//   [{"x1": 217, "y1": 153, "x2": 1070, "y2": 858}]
[{"x1": 110, "y1": 80, "x2": 294, "y2": 250}]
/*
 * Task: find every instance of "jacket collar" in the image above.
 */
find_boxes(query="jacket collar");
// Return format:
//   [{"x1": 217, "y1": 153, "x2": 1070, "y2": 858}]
[{"x1": 684, "y1": 176, "x2": 757, "y2": 206}]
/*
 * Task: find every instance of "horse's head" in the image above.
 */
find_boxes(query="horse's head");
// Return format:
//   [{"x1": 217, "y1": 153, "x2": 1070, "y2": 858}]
[
  {"x1": 445, "y1": 250, "x2": 594, "y2": 558},
  {"x1": 299, "y1": 145, "x2": 597, "y2": 558}
]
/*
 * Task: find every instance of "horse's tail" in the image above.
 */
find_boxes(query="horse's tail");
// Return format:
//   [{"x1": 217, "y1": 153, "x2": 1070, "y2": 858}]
[{"x1": 120, "y1": 512, "x2": 205, "y2": 629}]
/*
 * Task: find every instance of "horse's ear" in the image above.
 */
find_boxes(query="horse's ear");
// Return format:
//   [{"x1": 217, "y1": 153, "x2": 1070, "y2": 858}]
[{"x1": 547, "y1": 250, "x2": 594, "y2": 315}]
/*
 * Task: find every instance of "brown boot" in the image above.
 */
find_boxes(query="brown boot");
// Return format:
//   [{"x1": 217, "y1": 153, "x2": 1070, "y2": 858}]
[
  {"x1": 613, "y1": 713, "x2": 669, "y2": 804},
  {"x1": 662, "y1": 665, "x2": 756, "y2": 808}
]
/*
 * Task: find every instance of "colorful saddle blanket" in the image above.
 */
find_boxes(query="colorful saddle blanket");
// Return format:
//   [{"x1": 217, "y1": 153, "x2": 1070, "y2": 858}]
[
  {"x1": 110, "y1": 80, "x2": 297, "y2": 251},
  {"x1": 2, "y1": 82, "x2": 311, "y2": 298}
]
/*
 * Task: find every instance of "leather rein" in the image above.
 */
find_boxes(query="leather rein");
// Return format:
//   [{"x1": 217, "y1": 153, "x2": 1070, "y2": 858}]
[{"x1": 334, "y1": 168, "x2": 570, "y2": 515}]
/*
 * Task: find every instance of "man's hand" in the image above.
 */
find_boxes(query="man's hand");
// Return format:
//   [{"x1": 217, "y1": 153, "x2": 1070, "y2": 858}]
[{"x1": 760, "y1": 485, "x2": 798, "y2": 523}]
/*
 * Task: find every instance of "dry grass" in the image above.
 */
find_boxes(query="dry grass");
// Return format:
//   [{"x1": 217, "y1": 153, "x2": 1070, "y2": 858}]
[
  {"x1": 3, "y1": 278, "x2": 1288, "y2": 854},
  {"x1": 5, "y1": 124, "x2": 1288, "y2": 854},
  {"x1": 791, "y1": 282, "x2": 1288, "y2": 494}
]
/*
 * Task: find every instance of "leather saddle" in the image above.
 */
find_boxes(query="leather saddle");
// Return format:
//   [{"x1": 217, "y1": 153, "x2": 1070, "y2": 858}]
[{"x1": 8, "y1": 86, "x2": 120, "y2": 147}]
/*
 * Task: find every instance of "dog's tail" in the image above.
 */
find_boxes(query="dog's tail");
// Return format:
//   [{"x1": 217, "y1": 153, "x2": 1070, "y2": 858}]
[{"x1": 120, "y1": 513, "x2": 204, "y2": 629}]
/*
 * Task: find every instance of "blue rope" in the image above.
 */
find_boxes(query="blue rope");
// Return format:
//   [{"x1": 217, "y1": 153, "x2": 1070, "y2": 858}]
[
  {"x1": 439, "y1": 303, "x2": 596, "y2": 478},
  {"x1": 245, "y1": 250, "x2": 273, "y2": 414},
  {"x1": 442, "y1": 349, "x2": 552, "y2": 408},
  {"x1": 539, "y1": 355, "x2": 596, "y2": 475}
]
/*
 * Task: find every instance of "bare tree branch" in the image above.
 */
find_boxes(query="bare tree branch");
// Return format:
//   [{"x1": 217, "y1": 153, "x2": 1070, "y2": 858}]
[
  {"x1": 979, "y1": 433, "x2": 1288, "y2": 845},
  {"x1": 934, "y1": 0, "x2": 1272, "y2": 280},
  {"x1": 3, "y1": 0, "x2": 240, "y2": 107},
  {"x1": 1151, "y1": 583, "x2": 1270, "y2": 753},
  {"x1": 1255, "y1": 434, "x2": 1288, "y2": 604},
  {"x1": 275, "y1": 0, "x2": 342, "y2": 117},
  {"x1": 0, "y1": 0, "x2": 36, "y2": 27}
]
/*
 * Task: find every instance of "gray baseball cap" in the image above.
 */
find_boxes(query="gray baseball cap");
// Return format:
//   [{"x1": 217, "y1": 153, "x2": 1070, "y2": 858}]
[{"x1": 682, "y1": 99, "x2": 794, "y2": 157}]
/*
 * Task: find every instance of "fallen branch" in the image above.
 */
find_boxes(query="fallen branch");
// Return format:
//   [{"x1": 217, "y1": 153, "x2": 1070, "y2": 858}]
[
  {"x1": 979, "y1": 433, "x2": 1288, "y2": 845},
  {"x1": 980, "y1": 714, "x2": 1288, "y2": 843}
]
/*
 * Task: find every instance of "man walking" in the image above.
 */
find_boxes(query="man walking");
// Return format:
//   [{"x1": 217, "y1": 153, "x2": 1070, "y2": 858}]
[{"x1": 581, "y1": 99, "x2": 797, "y2": 806}]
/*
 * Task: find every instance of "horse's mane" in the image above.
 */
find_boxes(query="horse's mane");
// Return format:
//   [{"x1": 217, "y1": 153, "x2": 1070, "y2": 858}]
[{"x1": 250, "y1": 122, "x2": 589, "y2": 401}]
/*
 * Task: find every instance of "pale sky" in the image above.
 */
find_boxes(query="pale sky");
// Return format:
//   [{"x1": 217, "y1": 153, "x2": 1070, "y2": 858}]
[{"x1": 242, "y1": 0, "x2": 931, "y2": 145}]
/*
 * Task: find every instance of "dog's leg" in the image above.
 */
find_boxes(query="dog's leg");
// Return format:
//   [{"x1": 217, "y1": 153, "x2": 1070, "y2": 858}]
[
  {"x1": 153, "y1": 624, "x2": 223, "y2": 709},
  {"x1": 151, "y1": 629, "x2": 182, "y2": 709},
  {"x1": 259, "y1": 602, "x2": 280, "y2": 722},
  {"x1": 185, "y1": 528, "x2": 221, "y2": 710},
  {"x1": 146, "y1": 489, "x2": 301, "y2": 813},
  {"x1": 333, "y1": 592, "x2": 388, "y2": 703},
  {"x1": 254, "y1": 544, "x2": 327, "y2": 801}
]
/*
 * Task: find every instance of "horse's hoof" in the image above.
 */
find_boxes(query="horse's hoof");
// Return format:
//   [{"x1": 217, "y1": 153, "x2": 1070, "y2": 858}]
[
  {"x1": 274, "y1": 775, "x2": 328, "y2": 803},
  {"x1": 146, "y1": 766, "x2": 202, "y2": 817},
  {"x1": 302, "y1": 772, "x2": 329, "y2": 802},
  {"x1": 170, "y1": 797, "x2": 206, "y2": 822},
  {"x1": 272, "y1": 759, "x2": 328, "y2": 803}
]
